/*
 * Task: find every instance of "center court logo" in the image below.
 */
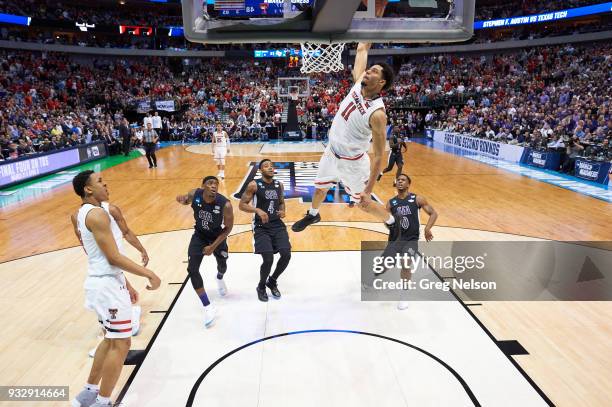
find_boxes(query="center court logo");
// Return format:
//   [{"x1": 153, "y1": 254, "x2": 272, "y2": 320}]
[{"x1": 233, "y1": 161, "x2": 381, "y2": 204}]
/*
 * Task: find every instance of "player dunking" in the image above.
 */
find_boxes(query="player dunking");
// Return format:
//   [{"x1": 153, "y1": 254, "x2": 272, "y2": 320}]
[
  {"x1": 70, "y1": 171, "x2": 160, "y2": 407},
  {"x1": 239, "y1": 159, "x2": 292, "y2": 302},
  {"x1": 378, "y1": 174, "x2": 438, "y2": 310},
  {"x1": 212, "y1": 123, "x2": 230, "y2": 180},
  {"x1": 176, "y1": 176, "x2": 234, "y2": 327},
  {"x1": 292, "y1": 41, "x2": 400, "y2": 237}
]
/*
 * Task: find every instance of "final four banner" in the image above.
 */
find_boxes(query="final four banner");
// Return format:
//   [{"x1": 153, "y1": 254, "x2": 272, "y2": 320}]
[{"x1": 430, "y1": 129, "x2": 525, "y2": 163}]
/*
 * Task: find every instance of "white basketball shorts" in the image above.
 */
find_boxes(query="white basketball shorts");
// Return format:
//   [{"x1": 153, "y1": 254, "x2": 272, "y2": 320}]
[
  {"x1": 84, "y1": 274, "x2": 132, "y2": 339},
  {"x1": 213, "y1": 147, "x2": 227, "y2": 165},
  {"x1": 314, "y1": 145, "x2": 370, "y2": 199}
]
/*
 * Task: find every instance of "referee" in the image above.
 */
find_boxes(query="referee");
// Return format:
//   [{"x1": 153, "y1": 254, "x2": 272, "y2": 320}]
[{"x1": 143, "y1": 122, "x2": 159, "y2": 168}]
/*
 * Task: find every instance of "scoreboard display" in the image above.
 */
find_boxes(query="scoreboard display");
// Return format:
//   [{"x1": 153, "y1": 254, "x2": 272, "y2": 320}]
[{"x1": 211, "y1": 0, "x2": 314, "y2": 17}]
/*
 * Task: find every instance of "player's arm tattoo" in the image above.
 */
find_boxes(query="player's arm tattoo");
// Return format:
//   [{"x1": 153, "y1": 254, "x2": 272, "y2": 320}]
[
  {"x1": 238, "y1": 181, "x2": 259, "y2": 214},
  {"x1": 178, "y1": 189, "x2": 196, "y2": 205},
  {"x1": 278, "y1": 181, "x2": 286, "y2": 213}
]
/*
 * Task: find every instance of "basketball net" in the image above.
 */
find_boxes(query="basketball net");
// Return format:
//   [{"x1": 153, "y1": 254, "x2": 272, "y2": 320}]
[{"x1": 300, "y1": 42, "x2": 346, "y2": 74}]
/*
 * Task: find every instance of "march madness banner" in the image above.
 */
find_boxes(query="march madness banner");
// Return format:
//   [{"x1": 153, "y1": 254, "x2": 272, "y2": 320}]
[{"x1": 574, "y1": 158, "x2": 611, "y2": 184}]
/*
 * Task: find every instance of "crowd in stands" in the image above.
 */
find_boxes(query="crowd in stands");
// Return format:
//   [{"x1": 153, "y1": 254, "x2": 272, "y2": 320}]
[
  {"x1": 2, "y1": 41, "x2": 610, "y2": 178},
  {"x1": 0, "y1": 0, "x2": 182, "y2": 27},
  {"x1": 2, "y1": 0, "x2": 611, "y2": 51},
  {"x1": 423, "y1": 44, "x2": 611, "y2": 173}
]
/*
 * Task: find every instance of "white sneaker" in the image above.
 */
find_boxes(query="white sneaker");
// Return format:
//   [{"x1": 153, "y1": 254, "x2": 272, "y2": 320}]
[
  {"x1": 397, "y1": 301, "x2": 409, "y2": 310},
  {"x1": 217, "y1": 278, "x2": 227, "y2": 297},
  {"x1": 204, "y1": 305, "x2": 216, "y2": 327},
  {"x1": 131, "y1": 305, "x2": 141, "y2": 336}
]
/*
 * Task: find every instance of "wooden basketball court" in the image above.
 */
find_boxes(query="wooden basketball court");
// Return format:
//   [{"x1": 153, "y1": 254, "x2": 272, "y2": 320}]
[{"x1": 0, "y1": 142, "x2": 610, "y2": 406}]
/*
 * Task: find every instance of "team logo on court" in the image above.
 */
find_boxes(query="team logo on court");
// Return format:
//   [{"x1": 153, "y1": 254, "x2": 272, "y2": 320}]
[
  {"x1": 108, "y1": 308, "x2": 118, "y2": 319},
  {"x1": 233, "y1": 161, "x2": 380, "y2": 204}
]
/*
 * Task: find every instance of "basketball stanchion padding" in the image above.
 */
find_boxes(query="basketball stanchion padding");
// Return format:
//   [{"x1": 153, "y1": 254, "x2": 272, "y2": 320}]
[{"x1": 300, "y1": 42, "x2": 346, "y2": 74}]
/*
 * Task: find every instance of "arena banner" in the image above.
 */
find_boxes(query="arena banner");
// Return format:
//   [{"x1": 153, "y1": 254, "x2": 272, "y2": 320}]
[
  {"x1": 155, "y1": 100, "x2": 175, "y2": 112},
  {"x1": 520, "y1": 148, "x2": 561, "y2": 170},
  {"x1": 137, "y1": 99, "x2": 151, "y2": 113},
  {"x1": 0, "y1": 141, "x2": 107, "y2": 189},
  {"x1": 574, "y1": 158, "x2": 611, "y2": 185},
  {"x1": 430, "y1": 129, "x2": 525, "y2": 163},
  {"x1": 474, "y1": 2, "x2": 612, "y2": 30}
]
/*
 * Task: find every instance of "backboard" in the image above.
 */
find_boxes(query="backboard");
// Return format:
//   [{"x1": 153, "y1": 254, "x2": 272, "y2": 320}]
[
  {"x1": 182, "y1": 0, "x2": 475, "y2": 44},
  {"x1": 277, "y1": 77, "x2": 311, "y2": 98}
]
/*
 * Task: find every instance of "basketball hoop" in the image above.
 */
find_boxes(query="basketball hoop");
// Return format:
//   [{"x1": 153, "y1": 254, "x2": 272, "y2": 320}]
[{"x1": 300, "y1": 42, "x2": 346, "y2": 74}]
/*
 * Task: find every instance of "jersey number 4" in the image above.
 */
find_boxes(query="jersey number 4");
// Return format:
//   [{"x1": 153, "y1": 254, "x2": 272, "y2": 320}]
[
  {"x1": 341, "y1": 102, "x2": 358, "y2": 121},
  {"x1": 268, "y1": 201, "x2": 275, "y2": 214}
]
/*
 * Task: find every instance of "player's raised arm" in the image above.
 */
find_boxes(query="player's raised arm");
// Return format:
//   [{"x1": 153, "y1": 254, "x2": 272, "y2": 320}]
[
  {"x1": 353, "y1": 42, "x2": 371, "y2": 83},
  {"x1": 364, "y1": 109, "x2": 388, "y2": 195}
]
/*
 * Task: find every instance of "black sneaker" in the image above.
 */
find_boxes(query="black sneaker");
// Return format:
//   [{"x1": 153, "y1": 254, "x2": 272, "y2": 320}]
[
  {"x1": 385, "y1": 214, "x2": 402, "y2": 241},
  {"x1": 376, "y1": 173, "x2": 383, "y2": 181},
  {"x1": 291, "y1": 212, "x2": 321, "y2": 232},
  {"x1": 348, "y1": 201, "x2": 355, "y2": 208},
  {"x1": 256, "y1": 286, "x2": 268, "y2": 302},
  {"x1": 266, "y1": 279, "x2": 281, "y2": 299}
]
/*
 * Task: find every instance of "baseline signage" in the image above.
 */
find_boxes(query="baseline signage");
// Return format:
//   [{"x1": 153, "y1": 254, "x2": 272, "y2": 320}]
[
  {"x1": 520, "y1": 148, "x2": 561, "y2": 170},
  {"x1": 430, "y1": 129, "x2": 525, "y2": 163},
  {"x1": 0, "y1": 142, "x2": 107, "y2": 189},
  {"x1": 574, "y1": 158, "x2": 611, "y2": 184}
]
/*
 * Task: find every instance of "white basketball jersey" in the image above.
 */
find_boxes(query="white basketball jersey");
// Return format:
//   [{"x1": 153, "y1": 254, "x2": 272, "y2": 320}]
[
  {"x1": 329, "y1": 82, "x2": 385, "y2": 157},
  {"x1": 101, "y1": 201, "x2": 124, "y2": 254},
  {"x1": 77, "y1": 204, "x2": 123, "y2": 278},
  {"x1": 213, "y1": 131, "x2": 228, "y2": 149}
]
